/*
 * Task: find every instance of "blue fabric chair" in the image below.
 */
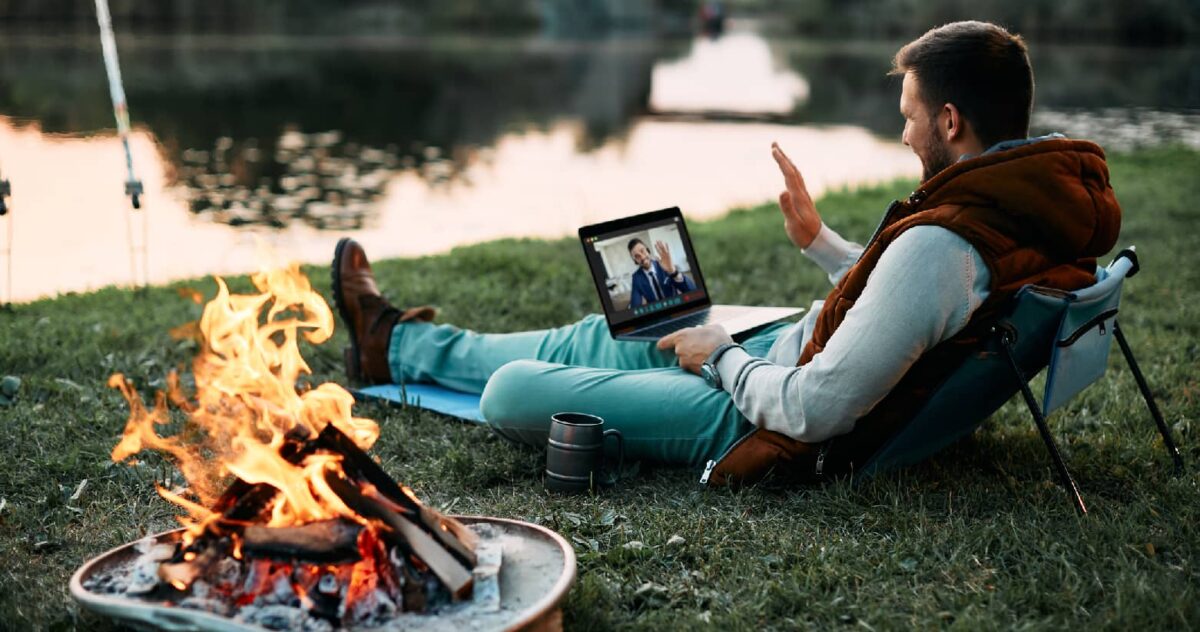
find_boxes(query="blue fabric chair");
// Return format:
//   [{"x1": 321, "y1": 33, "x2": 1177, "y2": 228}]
[{"x1": 859, "y1": 247, "x2": 1184, "y2": 513}]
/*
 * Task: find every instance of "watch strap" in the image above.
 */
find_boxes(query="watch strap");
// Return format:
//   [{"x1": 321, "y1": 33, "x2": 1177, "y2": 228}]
[{"x1": 704, "y1": 342, "x2": 743, "y2": 372}]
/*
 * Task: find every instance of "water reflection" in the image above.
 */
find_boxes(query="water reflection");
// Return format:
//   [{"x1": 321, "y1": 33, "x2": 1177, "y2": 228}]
[
  {"x1": 650, "y1": 32, "x2": 808, "y2": 115},
  {"x1": 0, "y1": 116, "x2": 918, "y2": 303},
  {"x1": 1033, "y1": 108, "x2": 1200, "y2": 151},
  {"x1": 1, "y1": 27, "x2": 1197, "y2": 302},
  {"x1": 180, "y1": 130, "x2": 396, "y2": 231},
  {"x1": 773, "y1": 39, "x2": 1200, "y2": 139}
]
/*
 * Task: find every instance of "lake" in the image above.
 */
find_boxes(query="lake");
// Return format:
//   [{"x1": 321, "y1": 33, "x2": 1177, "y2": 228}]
[{"x1": 1, "y1": 24, "x2": 1197, "y2": 302}]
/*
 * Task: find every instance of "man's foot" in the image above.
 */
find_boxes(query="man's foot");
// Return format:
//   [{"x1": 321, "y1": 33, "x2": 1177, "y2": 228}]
[{"x1": 331, "y1": 238, "x2": 436, "y2": 384}]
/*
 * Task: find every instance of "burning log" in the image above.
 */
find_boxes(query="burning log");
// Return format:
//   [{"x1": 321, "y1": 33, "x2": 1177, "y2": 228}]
[
  {"x1": 322, "y1": 467, "x2": 474, "y2": 600},
  {"x1": 215, "y1": 483, "x2": 278, "y2": 522},
  {"x1": 316, "y1": 423, "x2": 478, "y2": 567},
  {"x1": 241, "y1": 518, "x2": 362, "y2": 563},
  {"x1": 213, "y1": 427, "x2": 318, "y2": 521}
]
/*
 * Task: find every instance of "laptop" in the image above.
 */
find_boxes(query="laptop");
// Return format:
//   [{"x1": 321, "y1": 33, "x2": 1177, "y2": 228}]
[{"x1": 580, "y1": 207, "x2": 803, "y2": 341}]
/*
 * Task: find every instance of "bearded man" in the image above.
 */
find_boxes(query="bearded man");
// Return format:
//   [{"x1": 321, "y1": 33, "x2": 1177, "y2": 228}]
[{"x1": 331, "y1": 21, "x2": 1120, "y2": 484}]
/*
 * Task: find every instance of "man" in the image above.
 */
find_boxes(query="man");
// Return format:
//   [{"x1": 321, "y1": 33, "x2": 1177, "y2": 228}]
[
  {"x1": 332, "y1": 21, "x2": 1120, "y2": 483},
  {"x1": 626, "y1": 238, "x2": 696, "y2": 309}
]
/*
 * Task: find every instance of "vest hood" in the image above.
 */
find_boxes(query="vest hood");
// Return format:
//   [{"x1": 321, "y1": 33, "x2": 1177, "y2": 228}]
[{"x1": 914, "y1": 138, "x2": 1121, "y2": 260}]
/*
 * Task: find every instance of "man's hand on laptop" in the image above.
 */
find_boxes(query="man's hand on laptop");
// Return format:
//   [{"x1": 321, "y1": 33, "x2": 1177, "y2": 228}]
[
  {"x1": 657, "y1": 324, "x2": 734, "y2": 374},
  {"x1": 772, "y1": 142, "x2": 823, "y2": 249}
]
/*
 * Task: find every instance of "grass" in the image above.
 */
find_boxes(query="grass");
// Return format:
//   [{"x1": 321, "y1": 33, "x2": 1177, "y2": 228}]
[{"x1": 1, "y1": 147, "x2": 1198, "y2": 630}]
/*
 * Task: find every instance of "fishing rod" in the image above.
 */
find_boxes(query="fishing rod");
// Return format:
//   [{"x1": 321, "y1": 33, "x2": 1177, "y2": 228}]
[
  {"x1": 0, "y1": 164, "x2": 10, "y2": 309},
  {"x1": 94, "y1": 0, "x2": 148, "y2": 291},
  {"x1": 0, "y1": 171, "x2": 9, "y2": 216}
]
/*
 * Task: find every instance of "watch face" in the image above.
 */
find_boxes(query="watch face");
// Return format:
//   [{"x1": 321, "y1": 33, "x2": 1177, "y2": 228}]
[{"x1": 701, "y1": 364, "x2": 720, "y2": 389}]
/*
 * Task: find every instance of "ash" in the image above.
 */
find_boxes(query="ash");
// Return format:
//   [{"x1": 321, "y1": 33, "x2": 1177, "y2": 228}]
[{"x1": 81, "y1": 523, "x2": 527, "y2": 632}]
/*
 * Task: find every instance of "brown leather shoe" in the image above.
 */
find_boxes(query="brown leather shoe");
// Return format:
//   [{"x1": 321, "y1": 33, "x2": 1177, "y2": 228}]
[{"x1": 331, "y1": 238, "x2": 436, "y2": 384}]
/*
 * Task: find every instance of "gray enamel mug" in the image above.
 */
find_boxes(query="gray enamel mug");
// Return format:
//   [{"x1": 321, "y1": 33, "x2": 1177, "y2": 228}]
[{"x1": 545, "y1": 412, "x2": 625, "y2": 493}]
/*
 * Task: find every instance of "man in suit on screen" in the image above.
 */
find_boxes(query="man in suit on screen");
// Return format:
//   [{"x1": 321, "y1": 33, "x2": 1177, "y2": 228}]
[{"x1": 626, "y1": 237, "x2": 696, "y2": 309}]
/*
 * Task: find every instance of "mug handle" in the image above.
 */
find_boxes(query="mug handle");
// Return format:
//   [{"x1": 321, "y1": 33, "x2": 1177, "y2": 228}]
[{"x1": 600, "y1": 429, "x2": 624, "y2": 487}]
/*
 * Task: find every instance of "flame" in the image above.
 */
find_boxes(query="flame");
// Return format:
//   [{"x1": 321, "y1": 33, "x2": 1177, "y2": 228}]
[{"x1": 109, "y1": 263, "x2": 380, "y2": 532}]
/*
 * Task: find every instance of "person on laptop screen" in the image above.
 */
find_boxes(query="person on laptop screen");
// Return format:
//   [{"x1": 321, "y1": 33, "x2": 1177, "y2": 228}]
[
  {"x1": 330, "y1": 21, "x2": 1120, "y2": 485},
  {"x1": 627, "y1": 238, "x2": 695, "y2": 309}
]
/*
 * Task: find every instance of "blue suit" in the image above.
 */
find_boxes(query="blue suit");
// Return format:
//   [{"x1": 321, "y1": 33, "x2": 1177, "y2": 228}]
[{"x1": 628, "y1": 260, "x2": 696, "y2": 309}]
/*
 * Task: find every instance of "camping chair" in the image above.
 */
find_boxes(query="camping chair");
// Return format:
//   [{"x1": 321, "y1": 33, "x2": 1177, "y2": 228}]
[{"x1": 859, "y1": 247, "x2": 1185, "y2": 514}]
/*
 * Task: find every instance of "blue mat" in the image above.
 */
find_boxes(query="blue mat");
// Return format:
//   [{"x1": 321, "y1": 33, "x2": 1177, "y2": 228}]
[{"x1": 353, "y1": 383, "x2": 486, "y2": 424}]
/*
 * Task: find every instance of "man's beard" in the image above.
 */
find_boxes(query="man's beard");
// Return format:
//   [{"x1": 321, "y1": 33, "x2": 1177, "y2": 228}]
[{"x1": 920, "y1": 134, "x2": 955, "y2": 183}]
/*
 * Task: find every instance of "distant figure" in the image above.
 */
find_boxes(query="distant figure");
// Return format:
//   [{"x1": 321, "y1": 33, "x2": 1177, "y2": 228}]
[
  {"x1": 699, "y1": 1, "x2": 726, "y2": 36},
  {"x1": 626, "y1": 238, "x2": 696, "y2": 309}
]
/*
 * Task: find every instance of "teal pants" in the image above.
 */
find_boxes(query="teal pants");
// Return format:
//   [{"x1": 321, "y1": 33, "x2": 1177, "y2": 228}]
[{"x1": 388, "y1": 314, "x2": 787, "y2": 466}]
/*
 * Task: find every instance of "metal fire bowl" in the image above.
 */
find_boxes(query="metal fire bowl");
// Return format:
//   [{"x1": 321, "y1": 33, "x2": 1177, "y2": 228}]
[{"x1": 70, "y1": 516, "x2": 577, "y2": 632}]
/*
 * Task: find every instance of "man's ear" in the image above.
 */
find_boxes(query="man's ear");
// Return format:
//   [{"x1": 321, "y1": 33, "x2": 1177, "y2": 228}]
[
  {"x1": 940, "y1": 102, "x2": 969, "y2": 143},
  {"x1": 941, "y1": 102, "x2": 963, "y2": 142}
]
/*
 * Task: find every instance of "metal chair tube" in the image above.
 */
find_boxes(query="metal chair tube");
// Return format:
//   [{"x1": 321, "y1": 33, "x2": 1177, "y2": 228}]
[
  {"x1": 1113, "y1": 321, "x2": 1185, "y2": 474},
  {"x1": 998, "y1": 326, "x2": 1088, "y2": 514}
]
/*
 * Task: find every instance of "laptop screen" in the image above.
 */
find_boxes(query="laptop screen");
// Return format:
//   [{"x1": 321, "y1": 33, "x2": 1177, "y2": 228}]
[{"x1": 580, "y1": 208, "x2": 710, "y2": 329}]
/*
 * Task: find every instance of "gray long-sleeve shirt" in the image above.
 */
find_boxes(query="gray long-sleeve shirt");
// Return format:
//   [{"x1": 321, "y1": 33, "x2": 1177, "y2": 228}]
[{"x1": 715, "y1": 223, "x2": 991, "y2": 443}]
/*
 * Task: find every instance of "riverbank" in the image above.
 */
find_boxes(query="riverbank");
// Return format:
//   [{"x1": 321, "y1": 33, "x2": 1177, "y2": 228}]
[{"x1": 1, "y1": 146, "x2": 1197, "y2": 628}]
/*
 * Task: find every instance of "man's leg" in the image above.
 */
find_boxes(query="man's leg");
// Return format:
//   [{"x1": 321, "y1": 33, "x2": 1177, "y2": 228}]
[
  {"x1": 388, "y1": 314, "x2": 676, "y2": 393},
  {"x1": 331, "y1": 236, "x2": 791, "y2": 464},
  {"x1": 478, "y1": 327, "x2": 785, "y2": 465},
  {"x1": 332, "y1": 237, "x2": 674, "y2": 389}
]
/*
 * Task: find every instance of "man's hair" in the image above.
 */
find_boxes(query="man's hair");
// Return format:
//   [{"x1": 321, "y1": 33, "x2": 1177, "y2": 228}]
[
  {"x1": 627, "y1": 238, "x2": 647, "y2": 253},
  {"x1": 891, "y1": 21, "x2": 1033, "y2": 149}
]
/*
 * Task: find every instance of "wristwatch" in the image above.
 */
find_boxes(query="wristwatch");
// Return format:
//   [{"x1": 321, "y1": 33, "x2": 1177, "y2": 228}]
[{"x1": 701, "y1": 343, "x2": 743, "y2": 390}]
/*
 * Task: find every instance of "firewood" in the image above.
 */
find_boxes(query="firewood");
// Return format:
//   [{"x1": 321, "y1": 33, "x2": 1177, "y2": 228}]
[
  {"x1": 322, "y1": 467, "x2": 473, "y2": 600},
  {"x1": 214, "y1": 431, "x2": 316, "y2": 520},
  {"x1": 388, "y1": 512, "x2": 474, "y2": 600},
  {"x1": 419, "y1": 504, "x2": 479, "y2": 561},
  {"x1": 218, "y1": 484, "x2": 278, "y2": 522},
  {"x1": 315, "y1": 423, "x2": 477, "y2": 566},
  {"x1": 315, "y1": 424, "x2": 420, "y2": 512},
  {"x1": 241, "y1": 519, "x2": 362, "y2": 563}
]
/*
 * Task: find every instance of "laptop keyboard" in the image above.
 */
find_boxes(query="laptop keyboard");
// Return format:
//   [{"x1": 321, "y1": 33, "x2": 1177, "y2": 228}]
[{"x1": 636, "y1": 310, "x2": 719, "y2": 338}]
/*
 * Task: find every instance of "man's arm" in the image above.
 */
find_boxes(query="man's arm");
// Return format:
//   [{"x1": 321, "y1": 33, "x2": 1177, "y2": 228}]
[
  {"x1": 664, "y1": 266, "x2": 696, "y2": 292},
  {"x1": 653, "y1": 242, "x2": 695, "y2": 293},
  {"x1": 772, "y1": 143, "x2": 822, "y2": 248},
  {"x1": 802, "y1": 224, "x2": 863, "y2": 286},
  {"x1": 714, "y1": 226, "x2": 990, "y2": 442},
  {"x1": 772, "y1": 143, "x2": 863, "y2": 285}
]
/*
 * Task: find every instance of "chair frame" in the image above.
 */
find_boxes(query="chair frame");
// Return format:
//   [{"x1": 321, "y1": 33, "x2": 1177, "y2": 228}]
[{"x1": 995, "y1": 252, "x2": 1185, "y2": 514}]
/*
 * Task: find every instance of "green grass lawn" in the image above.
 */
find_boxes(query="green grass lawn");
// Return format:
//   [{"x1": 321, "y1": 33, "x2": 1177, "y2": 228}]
[{"x1": 1, "y1": 147, "x2": 1197, "y2": 630}]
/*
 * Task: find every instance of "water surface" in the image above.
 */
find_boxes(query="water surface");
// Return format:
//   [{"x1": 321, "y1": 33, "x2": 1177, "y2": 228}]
[{"x1": 1, "y1": 27, "x2": 1196, "y2": 302}]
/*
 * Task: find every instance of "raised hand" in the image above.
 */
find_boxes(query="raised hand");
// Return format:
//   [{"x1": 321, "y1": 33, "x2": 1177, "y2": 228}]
[
  {"x1": 655, "y1": 240, "x2": 676, "y2": 275},
  {"x1": 772, "y1": 142, "x2": 823, "y2": 249}
]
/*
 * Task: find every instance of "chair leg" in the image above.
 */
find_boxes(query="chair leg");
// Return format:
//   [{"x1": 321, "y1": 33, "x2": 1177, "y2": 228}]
[
  {"x1": 999, "y1": 332, "x2": 1088, "y2": 514},
  {"x1": 1113, "y1": 321, "x2": 1185, "y2": 474}
]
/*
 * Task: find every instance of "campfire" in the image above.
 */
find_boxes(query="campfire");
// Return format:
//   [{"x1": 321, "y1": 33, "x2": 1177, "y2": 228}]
[{"x1": 88, "y1": 264, "x2": 487, "y2": 629}]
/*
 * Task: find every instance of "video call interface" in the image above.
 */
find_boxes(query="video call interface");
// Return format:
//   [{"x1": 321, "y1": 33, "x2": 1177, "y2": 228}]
[{"x1": 584, "y1": 216, "x2": 707, "y2": 325}]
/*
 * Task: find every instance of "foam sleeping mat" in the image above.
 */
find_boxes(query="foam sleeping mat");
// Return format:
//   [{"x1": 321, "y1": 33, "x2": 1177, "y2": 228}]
[{"x1": 352, "y1": 383, "x2": 486, "y2": 424}]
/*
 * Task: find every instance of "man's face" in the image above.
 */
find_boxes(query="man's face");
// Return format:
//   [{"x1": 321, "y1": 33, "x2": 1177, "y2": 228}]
[
  {"x1": 900, "y1": 72, "x2": 955, "y2": 183},
  {"x1": 630, "y1": 243, "x2": 653, "y2": 270}
]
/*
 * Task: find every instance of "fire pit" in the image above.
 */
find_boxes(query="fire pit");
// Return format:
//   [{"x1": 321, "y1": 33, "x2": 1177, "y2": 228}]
[
  {"x1": 73, "y1": 263, "x2": 575, "y2": 630},
  {"x1": 72, "y1": 516, "x2": 575, "y2": 631}
]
